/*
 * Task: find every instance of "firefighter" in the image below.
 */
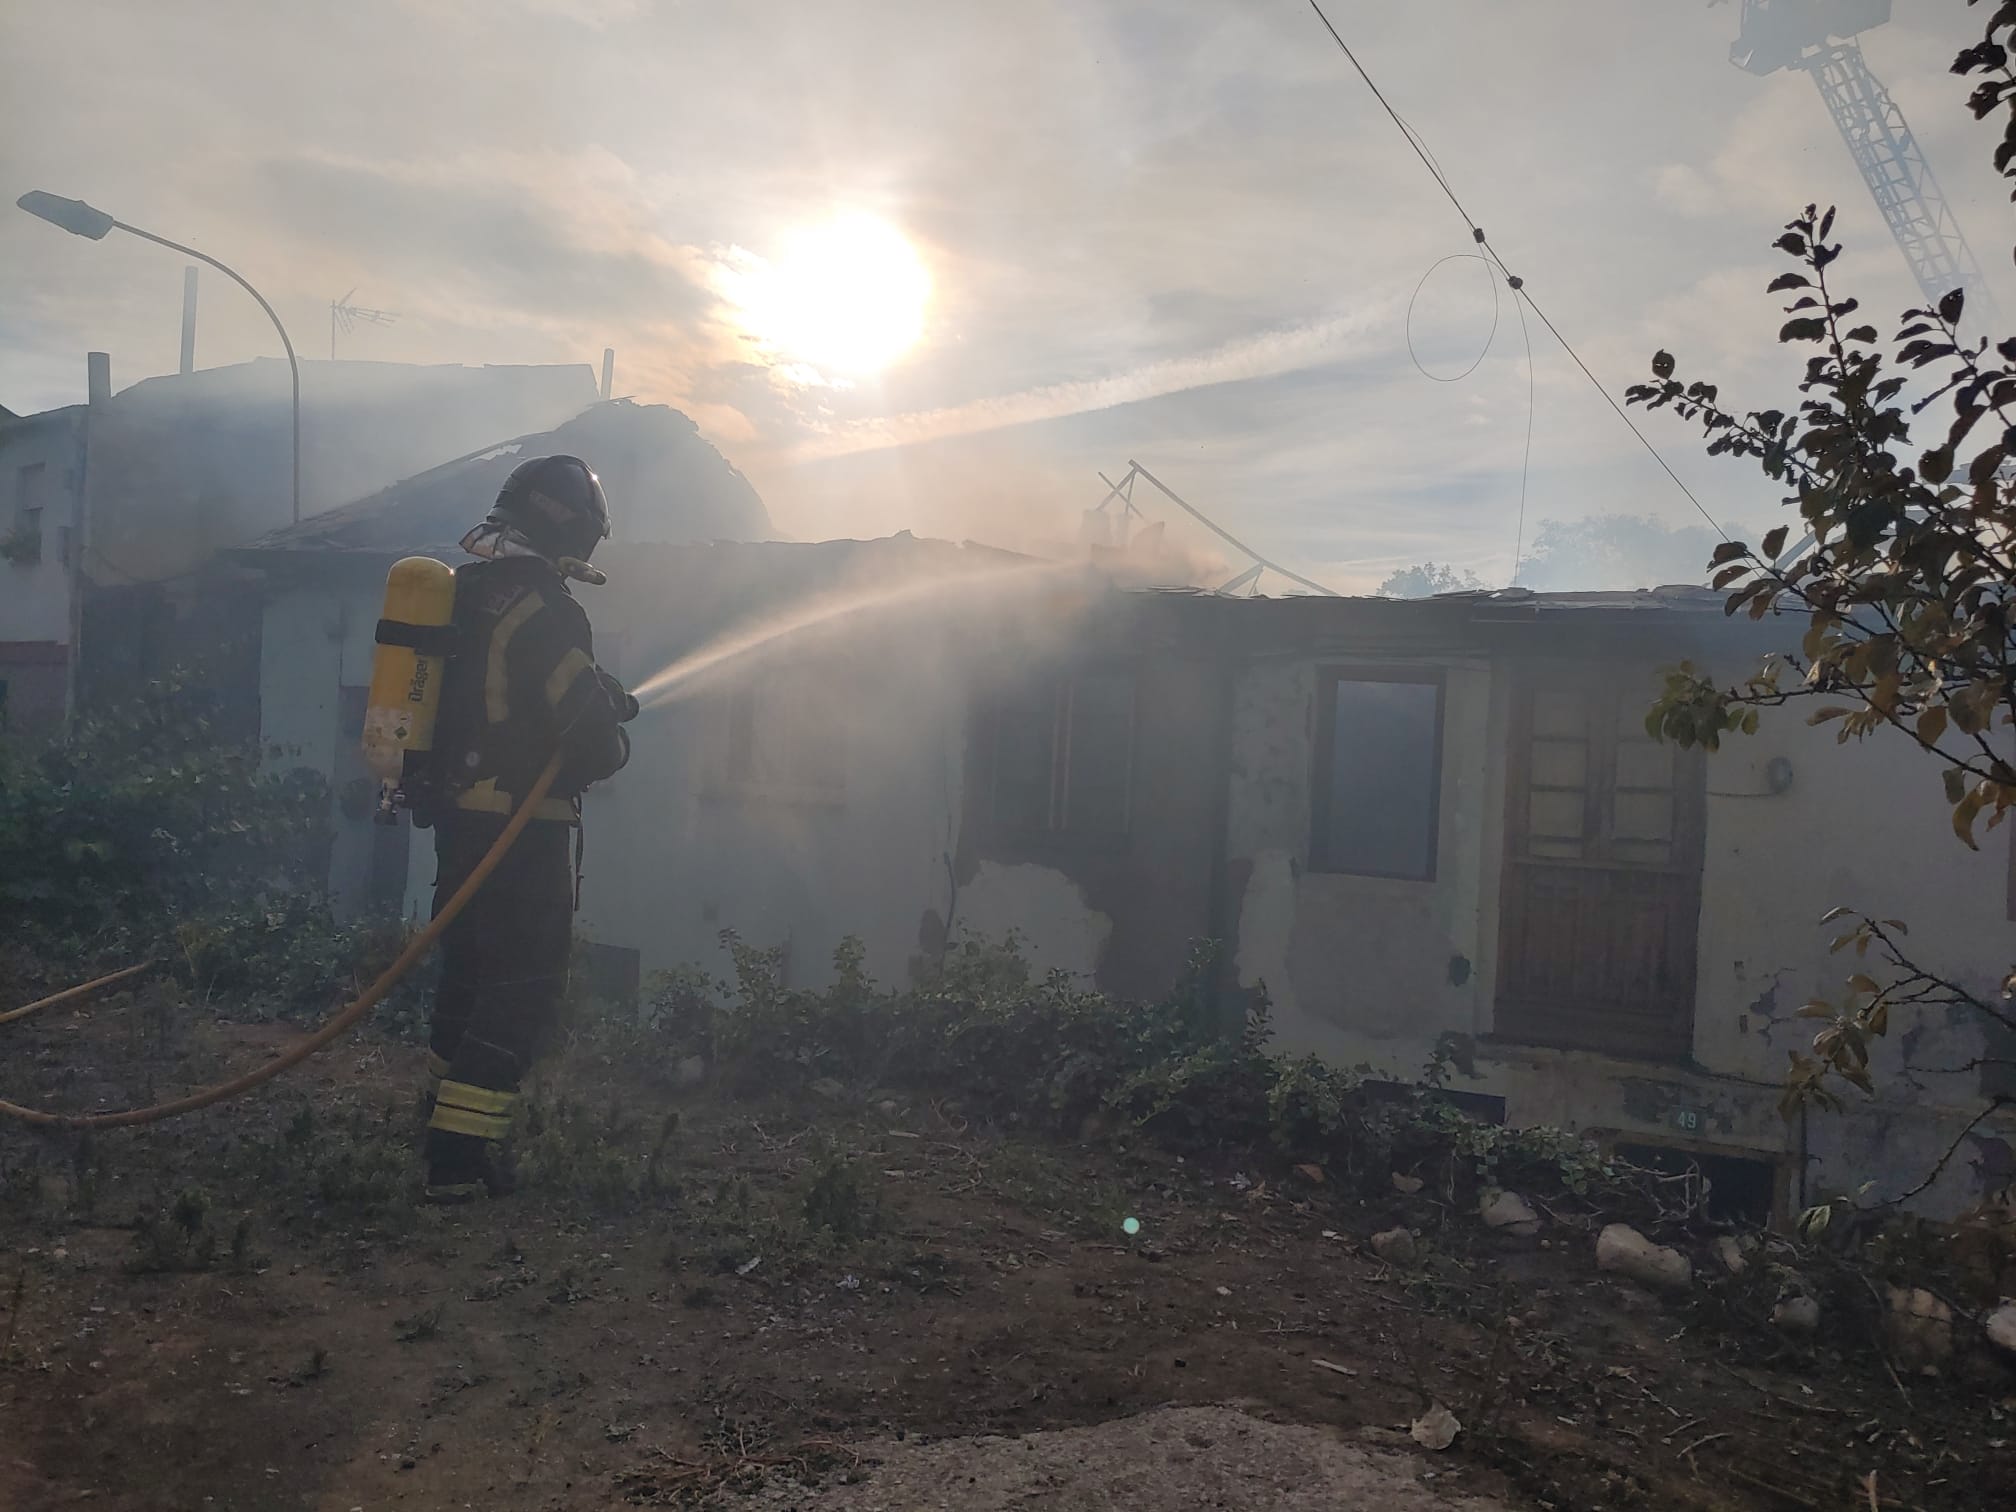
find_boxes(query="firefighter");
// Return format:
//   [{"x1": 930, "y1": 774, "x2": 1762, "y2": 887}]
[{"x1": 420, "y1": 454, "x2": 639, "y2": 1202}]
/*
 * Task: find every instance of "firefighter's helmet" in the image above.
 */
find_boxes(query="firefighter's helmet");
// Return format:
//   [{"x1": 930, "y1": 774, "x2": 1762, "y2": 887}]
[{"x1": 488, "y1": 454, "x2": 611, "y2": 563}]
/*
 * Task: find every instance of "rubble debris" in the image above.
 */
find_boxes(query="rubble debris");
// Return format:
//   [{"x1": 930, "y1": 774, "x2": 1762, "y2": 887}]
[
  {"x1": 1408, "y1": 1403, "x2": 1461, "y2": 1451},
  {"x1": 1772, "y1": 1295, "x2": 1821, "y2": 1334},
  {"x1": 1987, "y1": 1302, "x2": 2016, "y2": 1359},
  {"x1": 1478, "y1": 1190, "x2": 1540, "y2": 1237},
  {"x1": 1370, "y1": 1228, "x2": 1418, "y2": 1266},
  {"x1": 1391, "y1": 1172, "x2": 1424, "y2": 1195},
  {"x1": 1884, "y1": 1286, "x2": 1953, "y2": 1372},
  {"x1": 1595, "y1": 1224, "x2": 1692, "y2": 1291},
  {"x1": 1712, "y1": 1235, "x2": 1748, "y2": 1276},
  {"x1": 674, "y1": 1056, "x2": 707, "y2": 1089}
]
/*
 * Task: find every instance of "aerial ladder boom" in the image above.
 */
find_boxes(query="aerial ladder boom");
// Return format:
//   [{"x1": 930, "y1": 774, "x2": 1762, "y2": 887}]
[{"x1": 1730, "y1": 0, "x2": 1996, "y2": 326}]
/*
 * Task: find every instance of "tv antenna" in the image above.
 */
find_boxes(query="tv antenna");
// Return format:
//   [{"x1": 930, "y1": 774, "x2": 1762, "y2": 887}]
[
  {"x1": 1092, "y1": 461, "x2": 1340, "y2": 596},
  {"x1": 330, "y1": 289, "x2": 399, "y2": 360}
]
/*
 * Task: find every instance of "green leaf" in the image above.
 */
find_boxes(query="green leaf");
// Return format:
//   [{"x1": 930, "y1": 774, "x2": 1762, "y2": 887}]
[
  {"x1": 1779, "y1": 317, "x2": 1828, "y2": 343},
  {"x1": 1761, "y1": 525, "x2": 1789, "y2": 560},
  {"x1": 1917, "y1": 706, "x2": 1949, "y2": 747},
  {"x1": 1711, "y1": 540, "x2": 1749, "y2": 565}
]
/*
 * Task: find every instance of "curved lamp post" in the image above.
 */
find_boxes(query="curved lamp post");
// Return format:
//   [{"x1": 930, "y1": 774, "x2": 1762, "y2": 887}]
[{"x1": 17, "y1": 190, "x2": 302, "y2": 525}]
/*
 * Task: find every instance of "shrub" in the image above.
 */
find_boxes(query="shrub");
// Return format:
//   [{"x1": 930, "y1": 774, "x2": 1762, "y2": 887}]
[
  {"x1": 639, "y1": 933, "x2": 1648, "y2": 1216},
  {"x1": 0, "y1": 678, "x2": 332, "y2": 945}
]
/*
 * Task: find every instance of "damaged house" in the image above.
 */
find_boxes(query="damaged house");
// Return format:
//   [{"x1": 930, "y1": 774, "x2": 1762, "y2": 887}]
[
  {"x1": 242, "y1": 475, "x2": 2015, "y2": 1225},
  {"x1": 2, "y1": 354, "x2": 603, "y2": 732},
  {"x1": 236, "y1": 398, "x2": 771, "y2": 918}
]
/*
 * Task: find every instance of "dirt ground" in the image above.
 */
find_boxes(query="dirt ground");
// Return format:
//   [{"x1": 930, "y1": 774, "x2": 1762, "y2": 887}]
[
  {"x1": 724, "y1": 1406, "x2": 1514, "y2": 1510},
  {"x1": 2, "y1": 982, "x2": 2013, "y2": 1512}
]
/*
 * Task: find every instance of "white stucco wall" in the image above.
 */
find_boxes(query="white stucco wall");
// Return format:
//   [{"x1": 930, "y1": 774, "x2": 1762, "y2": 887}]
[
  {"x1": 0, "y1": 410, "x2": 85, "y2": 646},
  {"x1": 956, "y1": 861, "x2": 1112, "y2": 984},
  {"x1": 574, "y1": 652, "x2": 967, "y2": 994},
  {"x1": 1224, "y1": 649, "x2": 2016, "y2": 1219},
  {"x1": 256, "y1": 543, "x2": 1096, "y2": 1002},
  {"x1": 260, "y1": 578, "x2": 404, "y2": 916},
  {"x1": 1229, "y1": 656, "x2": 1494, "y2": 1066}
]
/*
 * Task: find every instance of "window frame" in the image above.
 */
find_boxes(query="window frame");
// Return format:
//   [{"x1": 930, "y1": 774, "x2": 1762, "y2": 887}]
[
  {"x1": 1308, "y1": 664, "x2": 1446, "y2": 882},
  {"x1": 985, "y1": 663, "x2": 1138, "y2": 843}
]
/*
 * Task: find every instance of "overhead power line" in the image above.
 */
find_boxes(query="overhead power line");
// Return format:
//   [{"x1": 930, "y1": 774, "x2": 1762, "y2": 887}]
[{"x1": 1303, "y1": 0, "x2": 1730, "y2": 544}]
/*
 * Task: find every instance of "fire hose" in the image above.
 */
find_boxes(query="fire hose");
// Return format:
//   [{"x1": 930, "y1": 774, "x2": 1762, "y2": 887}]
[{"x1": 0, "y1": 753, "x2": 562, "y2": 1132}]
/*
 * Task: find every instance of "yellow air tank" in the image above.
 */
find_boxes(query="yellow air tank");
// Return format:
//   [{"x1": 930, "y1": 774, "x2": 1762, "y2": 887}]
[{"x1": 362, "y1": 556, "x2": 457, "y2": 806}]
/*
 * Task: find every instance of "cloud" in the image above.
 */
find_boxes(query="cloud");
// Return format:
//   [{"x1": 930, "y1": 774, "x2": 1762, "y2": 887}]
[
  {"x1": 1654, "y1": 163, "x2": 1720, "y2": 220},
  {"x1": 4, "y1": 0, "x2": 2012, "y2": 590},
  {"x1": 789, "y1": 297, "x2": 1400, "y2": 461},
  {"x1": 250, "y1": 149, "x2": 714, "y2": 337}
]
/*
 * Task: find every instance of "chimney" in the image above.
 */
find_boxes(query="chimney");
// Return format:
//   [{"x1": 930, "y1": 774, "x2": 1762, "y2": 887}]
[
  {"x1": 87, "y1": 351, "x2": 111, "y2": 404},
  {"x1": 600, "y1": 347, "x2": 614, "y2": 400},
  {"x1": 179, "y1": 266, "x2": 198, "y2": 375}
]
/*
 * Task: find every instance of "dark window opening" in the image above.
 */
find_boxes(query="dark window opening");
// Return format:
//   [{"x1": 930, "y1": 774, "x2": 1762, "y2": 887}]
[
  {"x1": 989, "y1": 667, "x2": 1135, "y2": 837},
  {"x1": 1312, "y1": 670, "x2": 1443, "y2": 880},
  {"x1": 7, "y1": 462, "x2": 46, "y2": 566},
  {"x1": 1613, "y1": 1141, "x2": 1776, "y2": 1225}
]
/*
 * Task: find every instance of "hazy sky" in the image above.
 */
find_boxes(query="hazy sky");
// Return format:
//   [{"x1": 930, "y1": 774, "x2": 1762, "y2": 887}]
[{"x1": 5, "y1": 0, "x2": 2012, "y2": 589}]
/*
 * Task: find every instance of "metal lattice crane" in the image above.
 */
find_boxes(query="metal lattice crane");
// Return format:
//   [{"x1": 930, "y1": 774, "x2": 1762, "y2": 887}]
[{"x1": 1727, "y1": 0, "x2": 1996, "y2": 326}]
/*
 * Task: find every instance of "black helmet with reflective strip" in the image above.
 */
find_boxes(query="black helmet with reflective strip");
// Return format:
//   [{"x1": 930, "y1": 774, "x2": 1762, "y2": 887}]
[{"x1": 489, "y1": 454, "x2": 611, "y2": 563}]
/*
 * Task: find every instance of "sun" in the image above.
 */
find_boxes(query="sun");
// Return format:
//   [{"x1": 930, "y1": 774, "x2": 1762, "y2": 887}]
[{"x1": 730, "y1": 214, "x2": 932, "y2": 376}]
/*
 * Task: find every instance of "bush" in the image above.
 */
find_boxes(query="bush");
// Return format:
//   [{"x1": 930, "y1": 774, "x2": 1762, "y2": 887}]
[
  {"x1": 0, "y1": 679, "x2": 429, "y2": 1029},
  {"x1": 641, "y1": 933, "x2": 1651, "y2": 1217},
  {"x1": 0, "y1": 679, "x2": 332, "y2": 945}
]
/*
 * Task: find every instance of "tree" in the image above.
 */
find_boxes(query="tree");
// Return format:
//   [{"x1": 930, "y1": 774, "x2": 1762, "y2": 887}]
[
  {"x1": 1627, "y1": 1, "x2": 2016, "y2": 1131},
  {"x1": 1378, "y1": 561, "x2": 1484, "y2": 598}
]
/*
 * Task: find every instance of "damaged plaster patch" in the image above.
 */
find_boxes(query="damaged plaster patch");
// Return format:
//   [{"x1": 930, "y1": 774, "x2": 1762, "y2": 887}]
[
  {"x1": 1235, "y1": 848, "x2": 1300, "y2": 1025},
  {"x1": 955, "y1": 861, "x2": 1111, "y2": 984}
]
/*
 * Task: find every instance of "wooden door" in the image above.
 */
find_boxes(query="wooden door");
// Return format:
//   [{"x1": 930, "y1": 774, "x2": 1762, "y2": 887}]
[{"x1": 1496, "y1": 669, "x2": 1706, "y2": 1060}]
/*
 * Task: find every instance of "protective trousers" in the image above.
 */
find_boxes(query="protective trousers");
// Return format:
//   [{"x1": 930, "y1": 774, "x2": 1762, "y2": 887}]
[{"x1": 424, "y1": 809, "x2": 573, "y2": 1170}]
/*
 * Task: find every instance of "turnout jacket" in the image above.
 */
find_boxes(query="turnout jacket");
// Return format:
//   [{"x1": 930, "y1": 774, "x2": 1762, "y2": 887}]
[{"x1": 434, "y1": 556, "x2": 633, "y2": 823}]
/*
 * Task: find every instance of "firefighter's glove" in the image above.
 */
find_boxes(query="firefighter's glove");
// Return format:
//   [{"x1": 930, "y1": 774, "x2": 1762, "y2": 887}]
[{"x1": 597, "y1": 667, "x2": 640, "y2": 724}]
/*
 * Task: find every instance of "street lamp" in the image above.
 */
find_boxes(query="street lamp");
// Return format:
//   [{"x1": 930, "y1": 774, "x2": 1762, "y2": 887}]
[{"x1": 17, "y1": 190, "x2": 303, "y2": 526}]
